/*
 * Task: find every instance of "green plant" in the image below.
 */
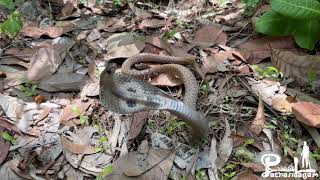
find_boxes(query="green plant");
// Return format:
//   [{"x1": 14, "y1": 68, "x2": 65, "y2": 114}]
[
  {"x1": 220, "y1": 163, "x2": 238, "y2": 180},
  {"x1": 0, "y1": 0, "x2": 23, "y2": 38},
  {"x1": 71, "y1": 106, "x2": 88, "y2": 126},
  {"x1": 234, "y1": 139, "x2": 255, "y2": 162},
  {"x1": 311, "y1": 150, "x2": 320, "y2": 160},
  {"x1": 96, "y1": 165, "x2": 113, "y2": 180},
  {"x1": 251, "y1": 65, "x2": 283, "y2": 80},
  {"x1": 196, "y1": 170, "x2": 208, "y2": 180},
  {"x1": 176, "y1": 19, "x2": 192, "y2": 29},
  {"x1": 2, "y1": 131, "x2": 17, "y2": 144},
  {"x1": 19, "y1": 77, "x2": 38, "y2": 97},
  {"x1": 112, "y1": 0, "x2": 123, "y2": 7},
  {"x1": 165, "y1": 29, "x2": 178, "y2": 39},
  {"x1": 255, "y1": 0, "x2": 320, "y2": 50},
  {"x1": 166, "y1": 118, "x2": 186, "y2": 136},
  {"x1": 242, "y1": 0, "x2": 261, "y2": 17},
  {"x1": 308, "y1": 68, "x2": 317, "y2": 91}
]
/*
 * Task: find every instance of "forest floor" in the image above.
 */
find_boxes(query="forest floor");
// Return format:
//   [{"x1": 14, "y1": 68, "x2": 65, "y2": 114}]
[{"x1": 0, "y1": 0, "x2": 319, "y2": 179}]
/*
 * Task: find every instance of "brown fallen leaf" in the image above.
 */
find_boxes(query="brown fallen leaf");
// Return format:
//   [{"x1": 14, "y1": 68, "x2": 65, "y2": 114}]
[
  {"x1": 27, "y1": 47, "x2": 62, "y2": 81},
  {"x1": 235, "y1": 172, "x2": 259, "y2": 180},
  {"x1": 4, "y1": 47, "x2": 37, "y2": 62},
  {"x1": 271, "y1": 49, "x2": 320, "y2": 85},
  {"x1": 128, "y1": 3, "x2": 152, "y2": 19},
  {"x1": 61, "y1": 99, "x2": 93, "y2": 122},
  {"x1": 60, "y1": 1, "x2": 75, "y2": 17},
  {"x1": 104, "y1": 41, "x2": 145, "y2": 60},
  {"x1": 21, "y1": 22, "x2": 75, "y2": 38},
  {"x1": 201, "y1": 51, "x2": 230, "y2": 74},
  {"x1": 139, "y1": 18, "x2": 166, "y2": 29},
  {"x1": 60, "y1": 136, "x2": 97, "y2": 155},
  {"x1": 249, "y1": 96, "x2": 265, "y2": 135},
  {"x1": 238, "y1": 36, "x2": 297, "y2": 64},
  {"x1": 98, "y1": 17, "x2": 127, "y2": 32},
  {"x1": 292, "y1": 102, "x2": 320, "y2": 128},
  {"x1": 34, "y1": 107, "x2": 51, "y2": 125},
  {"x1": 238, "y1": 162, "x2": 265, "y2": 172},
  {"x1": 215, "y1": 9, "x2": 244, "y2": 24},
  {"x1": 272, "y1": 97, "x2": 293, "y2": 113},
  {"x1": 0, "y1": 117, "x2": 22, "y2": 135},
  {"x1": 217, "y1": 119, "x2": 233, "y2": 168},
  {"x1": 106, "y1": 148, "x2": 175, "y2": 179},
  {"x1": 194, "y1": 25, "x2": 228, "y2": 46},
  {"x1": 128, "y1": 112, "x2": 149, "y2": 140}
]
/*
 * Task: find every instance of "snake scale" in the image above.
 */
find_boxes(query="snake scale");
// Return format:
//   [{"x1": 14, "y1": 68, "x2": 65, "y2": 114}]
[{"x1": 99, "y1": 53, "x2": 208, "y2": 139}]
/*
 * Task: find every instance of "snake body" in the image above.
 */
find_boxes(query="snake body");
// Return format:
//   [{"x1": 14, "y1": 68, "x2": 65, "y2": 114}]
[{"x1": 99, "y1": 53, "x2": 208, "y2": 138}]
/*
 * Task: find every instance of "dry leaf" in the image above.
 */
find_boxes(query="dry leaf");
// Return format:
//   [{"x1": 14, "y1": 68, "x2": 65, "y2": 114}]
[
  {"x1": 0, "y1": 117, "x2": 22, "y2": 135},
  {"x1": 61, "y1": 99, "x2": 93, "y2": 122},
  {"x1": 272, "y1": 97, "x2": 293, "y2": 113},
  {"x1": 238, "y1": 36, "x2": 297, "y2": 64},
  {"x1": 4, "y1": 47, "x2": 37, "y2": 62},
  {"x1": 150, "y1": 73, "x2": 182, "y2": 87},
  {"x1": 128, "y1": 112, "x2": 149, "y2": 140},
  {"x1": 28, "y1": 47, "x2": 62, "y2": 81},
  {"x1": 139, "y1": 19, "x2": 166, "y2": 29},
  {"x1": 247, "y1": 77, "x2": 287, "y2": 106},
  {"x1": 194, "y1": 25, "x2": 228, "y2": 45},
  {"x1": 38, "y1": 73, "x2": 89, "y2": 92},
  {"x1": 235, "y1": 171, "x2": 260, "y2": 180},
  {"x1": 21, "y1": 22, "x2": 75, "y2": 38},
  {"x1": 271, "y1": 49, "x2": 320, "y2": 84},
  {"x1": 60, "y1": 136, "x2": 97, "y2": 155},
  {"x1": 201, "y1": 52, "x2": 230, "y2": 74},
  {"x1": 292, "y1": 102, "x2": 320, "y2": 128},
  {"x1": 217, "y1": 119, "x2": 233, "y2": 168},
  {"x1": 104, "y1": 41, "x2": 145, "y2": 60},
  {"x1": 128, "y1": 3, "x2": 152, "y2": 19},
  {"x1": 106, "y1": 148, "x2": 175, "y2": 179},
  {"x1": 60, "y1": 1, "x2": 75, "y2": 17},
  {"x1": 215, "y1": 9, "x2": 244, "y2": 23},
  {"x1": 249, "y1": 96, "x2": 265, "y2": 135}
]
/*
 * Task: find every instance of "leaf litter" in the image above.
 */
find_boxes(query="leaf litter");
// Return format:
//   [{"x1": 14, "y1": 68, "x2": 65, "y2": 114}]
[{"x1": 0, "y1": 0, "x2": 320, "y2": 179}]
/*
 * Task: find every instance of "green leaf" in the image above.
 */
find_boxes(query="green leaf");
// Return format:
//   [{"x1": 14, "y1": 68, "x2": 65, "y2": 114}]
[
  {"x1": 0, "y1": 11, "x2": 23, "y2": 37},
  {"x1": 271, "y1": 0, "x2": 320, "y2": 19},
  {"x1": 100, "y1": 165, "x2": 113, "y2": 177},
  {"x1": 2, "y1": 131, "x2": 13, "y2": 141},
  {"x1": 0, "y1": 0, "x2": 15, "y2": 10},
  {"x1": 293, "y1": 20, "x2": 320, "y2": 50},
  {"x1": 255, "y1": 10, "x2": 295, "y2": 36}
]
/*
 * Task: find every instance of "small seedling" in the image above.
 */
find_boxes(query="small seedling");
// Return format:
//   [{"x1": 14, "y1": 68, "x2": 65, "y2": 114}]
[
  {"x1": 165, "y1": 29, "x2": 178, "y2": 39},
  {"x1": 242, "y1": 0, "x2": 261, "y2": 17},
  {"x1": 2, "y1": 131, "x2": 17, "y2": 144},
  {"x1": 19, "y1": 76, "x2": 38, "y2": 97},
  {"x1": 96, "y1": 165, "x2": 113, "y2": 180},
  {"x1": 196, "y1": 169, "x2": 208, "y2": 180},
  {"x1": 112, "y1": 0, "x2": 122, "y2": 7},
  {"x1": 176, "y1": 19, "x2": 192, "y2": 29},
  {"x1": 71, "y1": 106, "x2": 88, "y2": 126},
  {"x1": 311, "y1": 150, "x2": 320, "y2": 161},
  {"x1": 166, "y1": 118, "x2": 186, "y2": 136},
  {"x1": 308, "y1": 68, "x2": 316, "y2": 91},
  {"x1": 220, "y1": 163, "x2": 238, "y2": 180},
  {"x1": 252, "y1": 65, "x2": 283, "y2": 80}
]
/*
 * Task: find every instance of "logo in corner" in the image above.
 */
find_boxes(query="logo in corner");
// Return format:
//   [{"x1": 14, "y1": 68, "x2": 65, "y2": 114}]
[{"x1": 261, "y1": 141, "x2": 318, "y2": 179}]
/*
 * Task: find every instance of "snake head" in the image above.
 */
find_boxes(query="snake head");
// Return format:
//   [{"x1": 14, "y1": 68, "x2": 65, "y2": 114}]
[{"x1": 103, "y1": 62, "x2": 117, "y2": 74}]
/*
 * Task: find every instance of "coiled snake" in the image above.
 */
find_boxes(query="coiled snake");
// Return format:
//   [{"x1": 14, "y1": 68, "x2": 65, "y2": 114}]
[{"x1": 99, "y1": 53, "x2": 208, "y2": 140}]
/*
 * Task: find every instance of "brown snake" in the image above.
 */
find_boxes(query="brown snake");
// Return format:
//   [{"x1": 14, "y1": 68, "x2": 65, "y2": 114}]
[{"x1": 99, "y1": 53, "x2": 208, "y2": 139}]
